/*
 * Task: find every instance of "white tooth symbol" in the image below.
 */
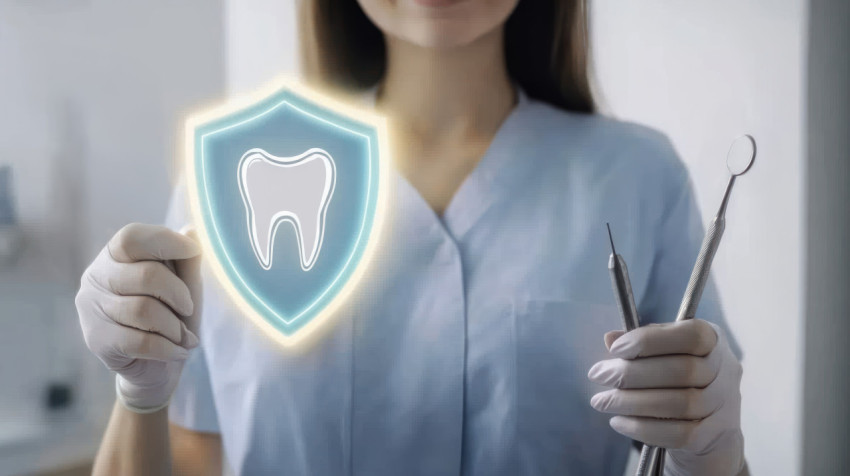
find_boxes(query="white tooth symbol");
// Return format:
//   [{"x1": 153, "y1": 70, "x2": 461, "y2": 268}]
[{"x1": 237, "y1": 148, "x2": 336, "y2": 271}]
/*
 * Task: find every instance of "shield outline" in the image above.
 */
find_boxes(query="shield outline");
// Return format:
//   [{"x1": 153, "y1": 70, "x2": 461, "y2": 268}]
[{"x1": 183, "y1": 77, "x2": 391, "y2": 347}]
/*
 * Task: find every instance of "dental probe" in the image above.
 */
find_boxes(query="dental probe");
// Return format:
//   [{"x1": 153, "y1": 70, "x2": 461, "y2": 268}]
[
  {"x1": 606, "y1": 224, "x2": 665, "y2": 476},
  {"x1": 607, "y1": 223, "x2": 641, "y2": 332},
  {"x1": 639, "y1": 134, "x2": 758, "y2": 476}
]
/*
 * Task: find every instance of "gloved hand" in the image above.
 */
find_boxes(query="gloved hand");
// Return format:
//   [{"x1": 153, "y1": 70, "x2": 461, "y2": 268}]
[
  {"x1": 587, "y1": 319, "x2": 745, "y2": 476},
  {"x1": 75, "y1": 223, "x2": 202, "y2": 412}
]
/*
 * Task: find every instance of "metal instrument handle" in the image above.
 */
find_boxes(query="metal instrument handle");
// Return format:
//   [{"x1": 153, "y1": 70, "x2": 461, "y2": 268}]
[
  {"x1": 675, "y1": 216, "x2": 726, "y2": 322},
  {"x1": 610, "y1": 254, "x2": 641, "y2": 331},
  {"x1": 636, "y1": 445, "x2": 665, "y2": 476},
  {"x1": 642, "y1": 216, "x2": 726, "y2": 474}
]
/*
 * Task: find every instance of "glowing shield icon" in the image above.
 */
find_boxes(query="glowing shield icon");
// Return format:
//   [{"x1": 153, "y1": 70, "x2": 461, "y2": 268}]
[{"x1": 185, "y1": 80, "x2": 389, "y2": 343}]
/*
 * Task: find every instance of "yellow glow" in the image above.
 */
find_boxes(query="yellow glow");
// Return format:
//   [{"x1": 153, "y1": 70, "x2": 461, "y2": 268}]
[{"x1": 182, "y1": 76, "x2": 392, "y2": 348}]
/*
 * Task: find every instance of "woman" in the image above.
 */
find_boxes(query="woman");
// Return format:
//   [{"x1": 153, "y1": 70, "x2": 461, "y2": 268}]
[{"x1": 75, "y1": 1, "x2": 747, "y2": 474}]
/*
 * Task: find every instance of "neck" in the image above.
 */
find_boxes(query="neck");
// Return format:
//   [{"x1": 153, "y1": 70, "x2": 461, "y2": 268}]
[{"x1": 377, "y1": 29, "x2": 516, "y2": 139}]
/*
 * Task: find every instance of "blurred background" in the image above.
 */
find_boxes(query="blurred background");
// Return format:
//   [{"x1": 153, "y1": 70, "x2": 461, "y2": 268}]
[{"x1": 0, "y1": 1, "x2": 846, "y2": 475}]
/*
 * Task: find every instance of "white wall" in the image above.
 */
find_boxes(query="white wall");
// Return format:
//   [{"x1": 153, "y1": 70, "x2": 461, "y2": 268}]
[
  {"x1": 591, "y1": 1, "x2": 806, "y2": 474},
  {"x1": 0, "y1": 1, "x2": 225, "y2": 473},
  {"x1": 224, "y1": 0, "x2": 300, "y2": 95}
]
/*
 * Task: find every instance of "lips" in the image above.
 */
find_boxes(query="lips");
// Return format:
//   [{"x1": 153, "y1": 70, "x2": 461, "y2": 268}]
[
  {"x1": 237, "y1": 148, "x2": 336, "y2": 271},
  {"x1": 412, "y1": 0, "x2": 465, "y2": 7}
]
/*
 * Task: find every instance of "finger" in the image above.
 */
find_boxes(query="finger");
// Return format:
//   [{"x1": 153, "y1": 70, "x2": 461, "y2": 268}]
[
  {"x1": 609, "y1": 415, "x2": 702, "y2": 450},
  {"x1": 604, "y1": 330, "x2": 625, "y2": 350},
  {"x1": 590, "y1": 387, "x2": 720, "y2": 420},
  {"x1": 97, "y1": 260, "x2": 193, "y2": 317},
  {"x1": 173, "y1": 229, "x2": 203, "y2": 337},
  {"x1": 588, "y1": 354, "x2": 719, "y2": 389},
  {"x1": 102, "y1": 295, "x2": 199, "y2": 348},
  {"x1": 608, "y1": 320, "x2": 718, "y2": 359},
  {"x1": 108, "y1": 223, "x2": 200, "y2": 263},
  {"x1": 115, "y1": 325, "x2": 192, "y2": 362}
]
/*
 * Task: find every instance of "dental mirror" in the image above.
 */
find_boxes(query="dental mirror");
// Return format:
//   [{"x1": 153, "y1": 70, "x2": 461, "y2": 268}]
[
  {"x1": 716, "y1": 134, "x2": 757, "y2": 217},
  {"x1": 726, "y1": 134, "x2": 757, "y2": 176}
]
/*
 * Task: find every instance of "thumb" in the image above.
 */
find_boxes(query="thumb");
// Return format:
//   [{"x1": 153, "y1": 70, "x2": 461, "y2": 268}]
[
  {"x1": 173, "y1": 227, "x2": 203, "y2": 338},
  {"x1": 604, "y1": 330, "x2": 625, "y2": 351}
]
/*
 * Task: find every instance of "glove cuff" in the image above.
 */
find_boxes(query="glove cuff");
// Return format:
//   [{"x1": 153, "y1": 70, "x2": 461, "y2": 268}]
[
  {"x1": 665, "y1": 429, "x2": 746, "y2": 476},
  {"x1": 115, "y1": 374, "x2": 171, "y2": 414}
]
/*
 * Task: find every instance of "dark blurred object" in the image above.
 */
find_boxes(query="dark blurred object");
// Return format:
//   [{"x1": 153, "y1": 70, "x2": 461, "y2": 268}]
[
  {"x1": 45, "y1": 382, "x2": 73, "y2": 411},
  {"x1": 0, "y1": 165, "x2": 23, "y2": 266},
  {"x1": 0, "y1": 165, "x2": 16, "y2": 224}
]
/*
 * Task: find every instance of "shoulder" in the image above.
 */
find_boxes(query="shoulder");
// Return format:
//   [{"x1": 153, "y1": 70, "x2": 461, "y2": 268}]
[{"x1": 520, "y1": 99, "x2": 688, "y2": 187}]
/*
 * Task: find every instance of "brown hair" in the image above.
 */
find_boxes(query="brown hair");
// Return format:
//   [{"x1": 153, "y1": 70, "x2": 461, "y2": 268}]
[{"x1": 300, "y1": 1, "x2": 595, "y2": 114}]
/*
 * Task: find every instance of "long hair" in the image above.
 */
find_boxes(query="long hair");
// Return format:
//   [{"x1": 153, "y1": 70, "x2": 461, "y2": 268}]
[{"x1": 300, "y1": 1, "x2": 594, "y2": 114}]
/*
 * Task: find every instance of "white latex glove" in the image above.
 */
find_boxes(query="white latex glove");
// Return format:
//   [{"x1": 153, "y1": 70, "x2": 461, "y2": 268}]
[
  {"x1": 587, "y1": 319, "x2": 745, "y2": 476},
  {"x1": 75, "y1": 223, "x2": 202, "y2": 412}
]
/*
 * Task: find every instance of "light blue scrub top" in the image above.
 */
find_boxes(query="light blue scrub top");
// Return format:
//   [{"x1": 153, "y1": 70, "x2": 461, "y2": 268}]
[{"x1": 165, "y1": 90, "x2": 740, "y2": 475}]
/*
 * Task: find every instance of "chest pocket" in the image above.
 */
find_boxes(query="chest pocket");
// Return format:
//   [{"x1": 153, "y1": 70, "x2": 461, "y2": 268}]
[{"x1": 513, "y1": 298, "x2": 631, "y2": 476}]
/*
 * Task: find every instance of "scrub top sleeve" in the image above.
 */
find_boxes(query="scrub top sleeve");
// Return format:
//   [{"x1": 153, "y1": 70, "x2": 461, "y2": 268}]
[
  {"x1": 637, "y1": 157, "x2": 743, "y2": 359},
  {"x1": 168, "y1": 346, "x2": 221, "y2": 433},
  {"x1": 162, "y1": 181, "x2": 221, "y2": 433}
]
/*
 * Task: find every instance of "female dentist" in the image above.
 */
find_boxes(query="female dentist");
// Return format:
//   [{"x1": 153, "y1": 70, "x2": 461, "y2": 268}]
[{"x1": 75, "y1": 1, "x2": 748, "y2": 475}]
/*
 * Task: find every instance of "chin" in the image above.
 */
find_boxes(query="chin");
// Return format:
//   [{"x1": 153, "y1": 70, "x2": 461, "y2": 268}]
[{"x1": 358, "y1": 0, "x2": 519, "y2": 49}]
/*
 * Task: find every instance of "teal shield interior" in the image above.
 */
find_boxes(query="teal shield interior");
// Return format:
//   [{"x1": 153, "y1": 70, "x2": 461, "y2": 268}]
[{"x1": 194, "y1": 88, "x2": 381, "y2": 337}]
